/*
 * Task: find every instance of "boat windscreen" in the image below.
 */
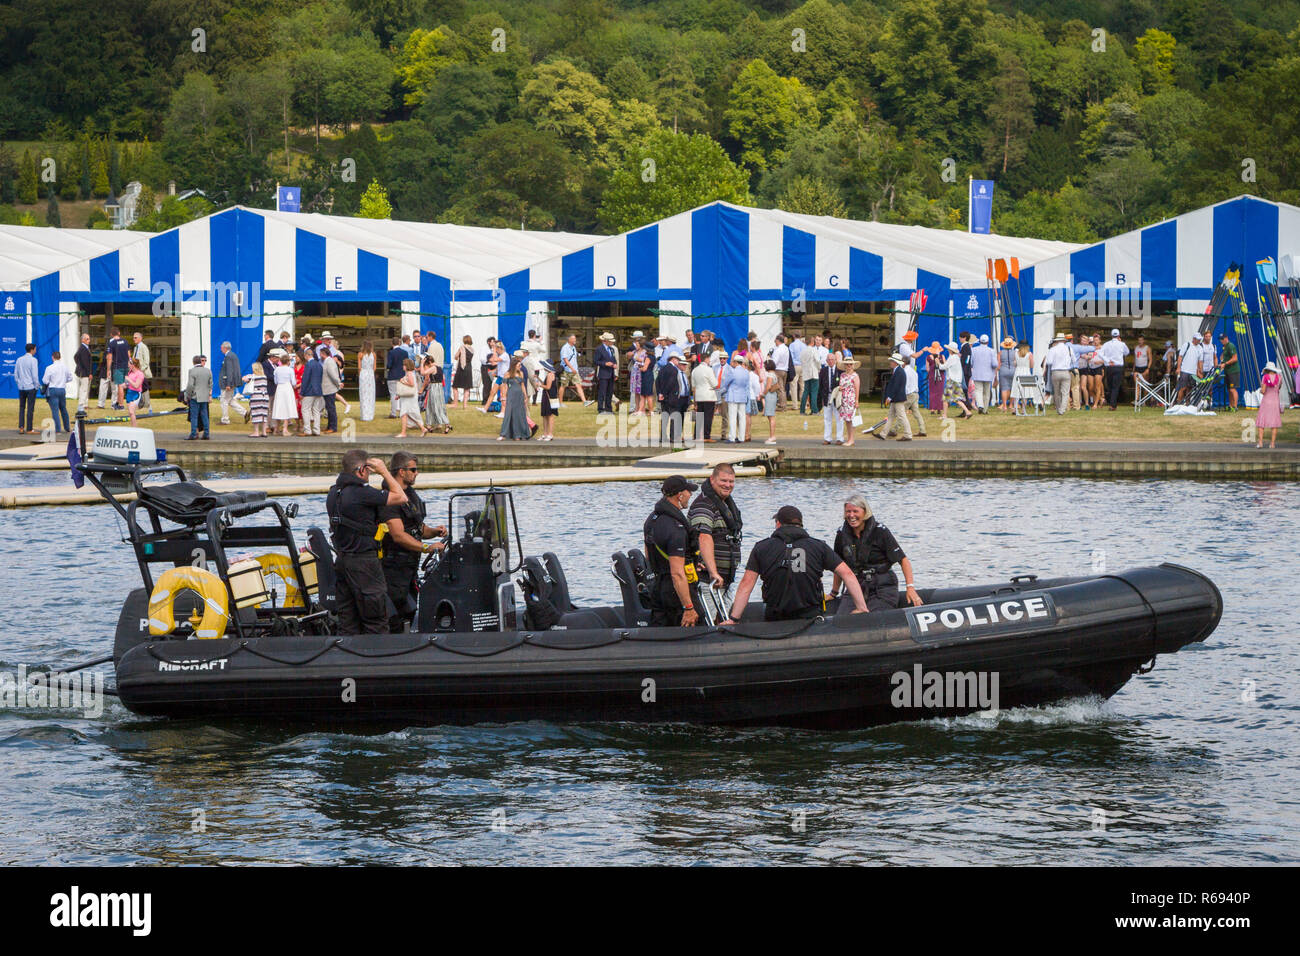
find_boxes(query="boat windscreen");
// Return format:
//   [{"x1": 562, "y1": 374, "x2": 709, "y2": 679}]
[{"x1": 452, "y1": 491, "x2": 514, "y2": 568}]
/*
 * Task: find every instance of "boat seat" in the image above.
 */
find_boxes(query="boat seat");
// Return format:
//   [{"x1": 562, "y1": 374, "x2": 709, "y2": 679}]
[
  {"x1": 542, "y1": 552, "x2": 574, "y2": 613},
  {"x1": 305, "y1": 527, "x2": 336, "y2": 611},
  {"x1": 627, "y1": 549, "x2": 650, "y2": 588},
  {"x1": 611, "y1": 551, "x2": 651, "y2": 627},
  {"x1": 557, "y1": 606, "x2": 625, "y2": 630}
]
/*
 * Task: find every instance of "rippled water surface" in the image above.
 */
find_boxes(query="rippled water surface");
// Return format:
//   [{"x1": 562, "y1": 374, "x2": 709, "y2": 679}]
[{"x1": 0, "y1": 466, "x2": 1295, "y2": 864}]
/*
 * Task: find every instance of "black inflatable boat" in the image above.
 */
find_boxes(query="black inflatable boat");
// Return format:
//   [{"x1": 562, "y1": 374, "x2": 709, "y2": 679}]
[{"x1": 78, "y1": 434, "x2": 1223, "y2": 729}]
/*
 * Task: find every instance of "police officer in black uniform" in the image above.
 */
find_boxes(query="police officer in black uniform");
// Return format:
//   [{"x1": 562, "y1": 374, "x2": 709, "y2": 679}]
[
  {"x1": 722, "y1": 505, "x2": 868, "y2": 624},
  {"x1": 643, "y1": 475, "x2": 701, "y2": 627},
  {"x1": 378, "y1": 450, "x2": 447, "y2": 632},
  {"x1": 326, "y1": 448, "x2": 408, "y2": 634},
  {"x1": 831, "y1": 494, "x2": 923, "y2": 612}
]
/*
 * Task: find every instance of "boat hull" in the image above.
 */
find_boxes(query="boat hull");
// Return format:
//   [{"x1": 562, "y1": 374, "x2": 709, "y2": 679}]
[{"x1": 113, "y1": 564, "x2": 1222, "y2": 729}]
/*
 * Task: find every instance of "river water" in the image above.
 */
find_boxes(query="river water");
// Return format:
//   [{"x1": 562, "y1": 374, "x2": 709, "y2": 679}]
[{"x1": 0, "y1": 466, "x2": 1295, "y2": 865}]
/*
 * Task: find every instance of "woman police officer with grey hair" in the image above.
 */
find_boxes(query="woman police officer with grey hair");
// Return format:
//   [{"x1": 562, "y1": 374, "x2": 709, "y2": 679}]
[{"x1": 830, "y1": 494, "x2": 923, "y2": 612}]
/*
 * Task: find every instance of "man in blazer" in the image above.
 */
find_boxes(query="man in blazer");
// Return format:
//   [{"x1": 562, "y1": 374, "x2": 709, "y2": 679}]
[
  {"x1": 594, "y1": 332, "x2": 618, "y2": 413},
  {"x1": 657, "y1": 352, "x2": 692, "y2": 446},
  {"x1": 74, "y1": 333, "x2": 94, "y2": 412}
]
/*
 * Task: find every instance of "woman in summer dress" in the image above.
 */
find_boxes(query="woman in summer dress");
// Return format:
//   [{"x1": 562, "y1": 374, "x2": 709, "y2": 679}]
[
  {"x1": 244, "y1": 362, "x2": 269, "y2": 437},
  {"x1": 271, "y1": 358, "x2": 298, "y2": 436},
  {"x1": 357, "y1": 340, "x2": 376, "y2": 422},
  {"x1": 452, "y1": 336, "x2": 474, "y2": 408}
]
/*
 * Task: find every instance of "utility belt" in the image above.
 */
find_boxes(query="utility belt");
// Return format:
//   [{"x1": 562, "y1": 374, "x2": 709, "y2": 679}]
[{"x1": 856, "y1": 565, "x2": 897, "y2": 590}]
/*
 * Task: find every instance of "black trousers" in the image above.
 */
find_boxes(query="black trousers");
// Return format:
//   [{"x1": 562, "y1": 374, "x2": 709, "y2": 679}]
[
  {"x1": 695, "y1": 402, "x2": 715, "y2": 440},
  {"x1": 481, "y1": 367, "x2": 494, "y2": 404},
  {"x1": 382, "y1": 560, "x2": 418, "y2": 632},
  {"x1": 324, "y1": 393, "x2": 337, "y2": 431},
  {"x1": 1104, "y1": 366, "x2": 1123, "y2": 408},
  {"x1": 335, "y1": 552, "x2": 390, "y2": 634},
  {"x1": 649, "y1": 576, "x2": 686, "y2": 626},
  {"x1": 597, "y1": 375, "x2": 614, "y2": 412},
  {"x1": 863, "y1": 569, "x2": 900, "y2": 612},
  {"x1": 18, "y1": 389, "x2": 36, "y2": 431}
]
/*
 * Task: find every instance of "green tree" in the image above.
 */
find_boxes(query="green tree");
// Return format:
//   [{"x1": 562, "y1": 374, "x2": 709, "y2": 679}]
[
  {"x1": 18, "y1": 149, "x2": 37, "y2": 204},
  {"x1": 653, "y1": 51, "x2": 708, "y2": 133},
  {"x1": 93, "y1": 159, "x2": 109, "y2": 198},
  {"x1": 45, "y1": 185, "x2": 60, "y2": 227},
  {"x1": 416, "y1": 63, "x2": 519, "y2": 149},
  {"x1": 998, "y1": 182, "x2": 1099, "y2": 242},
  {"x1": 872, "y1": 0, "x2": 957, "y2": 144},
  {"x1": 1087, "y1": 146, "x2": 1165, "y2": 234},
  {"x1": 520, "y1": 60, "x2": 614, "y2": 159},
  {"x1": 605, "y1": 57, "x2": 652, "y2": 104},
  {"x1": 324, "y1": 36, "x2": 394, "y2": 132},
  {"x1": 725, "y1": 59, "x2": 819, "y2": 173},
  {"x1": 358, "y1": 179, "x2": 392, "y2": 219},
  {"x1": 776, "y1": 175, "x2": 846, "y2": 217},
  {"x1": 598, "y1": 128, "x2": 751, "y2": 232},
  {"x1": 1134, "y1": 28, "x2": 1177, "y2": 94},
  {"x1": 445, "y1": 121, "x2": 587, "y2": 230},
  {"x1": 398, "y1": 27, "x2": 463, "y2": 107},
  {"x1": 985, "y1": 51, "x2": 1035, "y2": 174}
]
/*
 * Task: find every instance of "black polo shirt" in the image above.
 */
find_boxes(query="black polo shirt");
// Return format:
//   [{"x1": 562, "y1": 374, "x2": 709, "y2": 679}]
[
  {"x1": 744, "y1": 526, "x2": 843, "y2": 620},
  {"x1": 327, "y1": 473, "x2": 389, "y2": 554}
]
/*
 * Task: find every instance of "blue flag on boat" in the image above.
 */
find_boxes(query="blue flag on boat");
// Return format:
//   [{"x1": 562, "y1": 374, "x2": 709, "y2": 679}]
[
  {"x1": 969, "y1": 179, "x2": 994, "y2": 235},
  {"x1": 67, "y1": 431, "x2": 84, "y2": 488}
]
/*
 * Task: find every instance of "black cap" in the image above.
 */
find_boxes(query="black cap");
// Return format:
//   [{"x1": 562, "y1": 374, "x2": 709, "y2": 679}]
[
  {"x1": 773, "y1": 505, "x2": 803, "y2": 524},
  {"x1": 662, "y1": 475, "x2": 699, "y2": 496}
]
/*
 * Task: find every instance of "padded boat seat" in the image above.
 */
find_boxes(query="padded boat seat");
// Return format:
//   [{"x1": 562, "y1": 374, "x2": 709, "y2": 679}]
[
  {"x1": 139, "y1": 481, "x2": 267, "y2": 525},
  {"x1": 611, "y1": 552, "x2": 651, "y2": 627},
  {"x1": 557, "y1": 606, "x2": 626, "y2": 630},
  {"x1": 542, "y1": 552, "x2": 574, "y2": 613}
]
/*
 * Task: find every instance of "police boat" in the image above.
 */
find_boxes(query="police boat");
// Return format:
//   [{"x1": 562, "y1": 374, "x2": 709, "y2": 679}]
[{"x1": 79, "y1": 428, "x2": 1223, "y2": 729}]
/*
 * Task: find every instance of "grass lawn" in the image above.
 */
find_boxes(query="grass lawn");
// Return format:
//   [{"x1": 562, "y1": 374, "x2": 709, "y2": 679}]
[{"x1": 0, "y1": 396, "x2": 1288, "y2": 445}]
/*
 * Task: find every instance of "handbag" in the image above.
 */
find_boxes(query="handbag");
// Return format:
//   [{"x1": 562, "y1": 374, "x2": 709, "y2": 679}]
[{"x1": 393, "y1": 378, "x2": 417, "y2": 399}]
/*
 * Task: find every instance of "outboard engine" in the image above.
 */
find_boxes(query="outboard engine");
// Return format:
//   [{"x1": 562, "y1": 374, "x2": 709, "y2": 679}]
[{"x1": 417, "y1": 489, "x2": 520, "y2": 633}]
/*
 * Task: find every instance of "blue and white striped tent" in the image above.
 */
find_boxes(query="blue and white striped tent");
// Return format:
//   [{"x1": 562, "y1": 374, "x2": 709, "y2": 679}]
[
  {"x1": 497, "y1": 201, "x2": 1082, "y2": 354},
  {"x1": 25, "y1": 207, "x2": 597, "y2": 394},
  {"x1": 0, "y1": 225, "x2": 154, "y2": 398},
  {"x1": 1030, "y1": 194, "x2": 1300, "y2": 381}
]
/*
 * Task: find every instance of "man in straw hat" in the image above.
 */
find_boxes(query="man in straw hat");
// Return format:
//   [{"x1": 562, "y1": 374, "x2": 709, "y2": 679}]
[
  {"x1": 594, "y1": 331, "x2": 619, "y2": 413},
  {"x1": 1044, "y1": 331, "x2": 1075, "y2": 414},
  {"x1": 877, "y1": 352, "x2": 912, "y2": 440}
]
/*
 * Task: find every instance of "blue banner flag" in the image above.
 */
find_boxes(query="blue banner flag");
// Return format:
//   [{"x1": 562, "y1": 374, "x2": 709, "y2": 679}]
[
  {"x1": 277, "y1": 186, "x2": 301, "y2": 212},
  {"x1": 67, "y1": 432, "x2": 84, "y2": 488},
  {"x1": 969, "y1": 180, "x2": 994, "y2": 235}
]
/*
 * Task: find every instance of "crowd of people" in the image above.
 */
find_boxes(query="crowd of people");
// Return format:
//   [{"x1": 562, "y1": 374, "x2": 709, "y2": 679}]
[{"x1": 12, "y1": 320, "x2": 1290, "y2": 444}]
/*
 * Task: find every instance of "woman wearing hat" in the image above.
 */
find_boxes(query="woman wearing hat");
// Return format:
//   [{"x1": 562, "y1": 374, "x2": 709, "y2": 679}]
[
  {"x1": 630, "y1": 334, "x2": 651, "y2": 416},
  {"x1": 835, "y1": 357, "x2": 860, "y2": 446},
  {"x1": 1256, "y1": 361, "x2": 1284, "y2": 448},
  {"x1": 998, "y1": 336, "x2": 1017, "y2": 411},
  {"x1": 923, "y1": 342, "x2": 945, "y2": 413}
]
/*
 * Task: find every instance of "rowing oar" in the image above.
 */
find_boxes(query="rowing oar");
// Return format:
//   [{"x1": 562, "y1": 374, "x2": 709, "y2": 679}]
[{"x1": 81, "y1": 407, "x2": 188, "y2": 425}]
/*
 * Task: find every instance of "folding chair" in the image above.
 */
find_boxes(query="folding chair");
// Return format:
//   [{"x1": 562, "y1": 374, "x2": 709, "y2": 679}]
[
  {"x1": 1013, "y1": 375, "x2": 1046, "y2": 416},
  {"x1": 1134, "y1": 373, "x2": 1171, "y2": 411}
]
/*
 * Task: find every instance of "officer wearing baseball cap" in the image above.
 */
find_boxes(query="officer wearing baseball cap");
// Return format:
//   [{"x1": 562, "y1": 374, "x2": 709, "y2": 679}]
[
  {"x1": 643, "y1": 475, "x2": 701, "y2": 627},
  {"x1": 721, "y1": 506, "x2": 868, "y2": 624}
]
